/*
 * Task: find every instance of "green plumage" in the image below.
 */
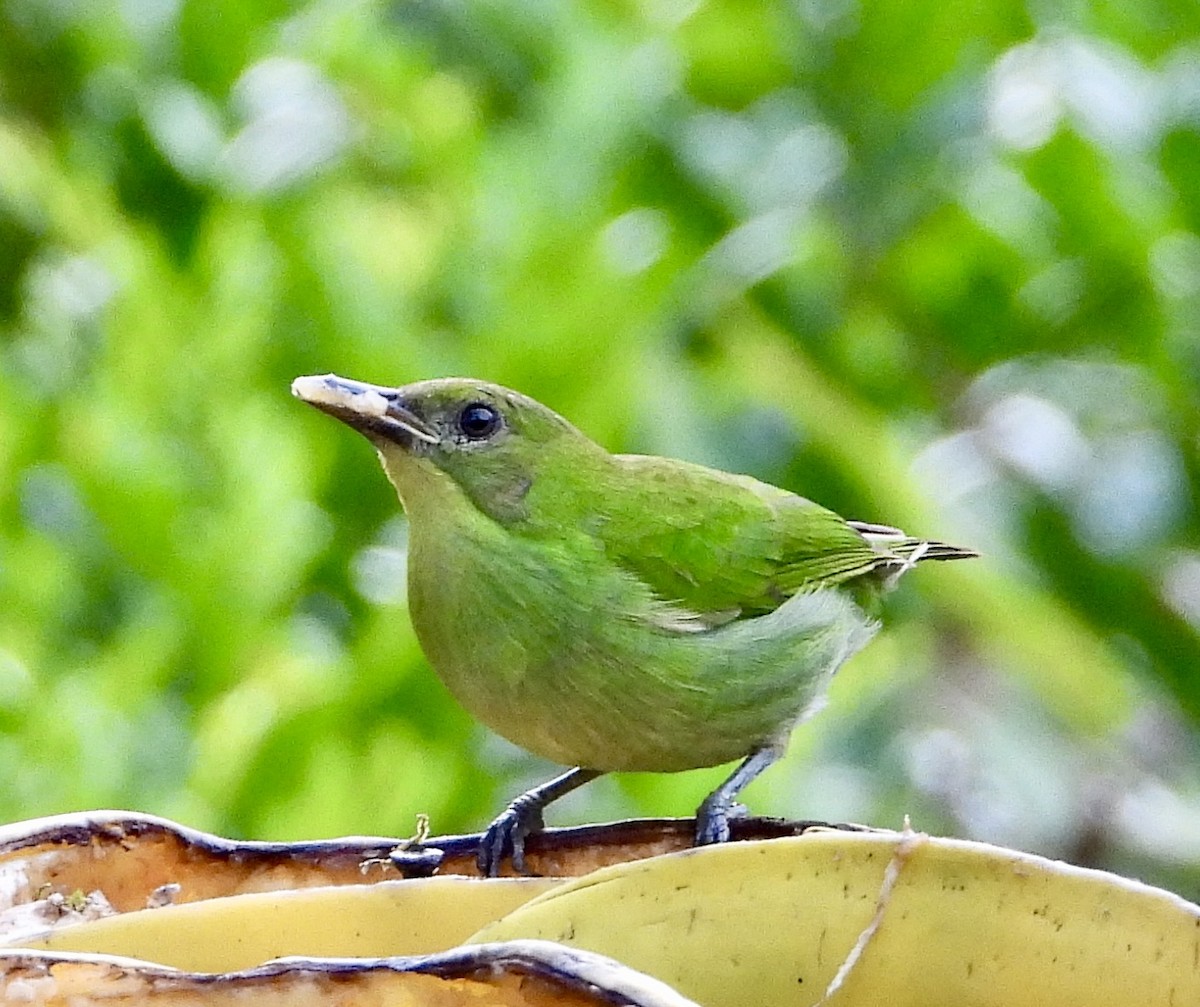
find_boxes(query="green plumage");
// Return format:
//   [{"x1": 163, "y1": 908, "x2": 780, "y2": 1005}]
[
  {"x1": 597, "y1": 455, "x2": 896, "y2": 620},
  {"x1": 292, "y1": 373, "x2": 975, "y2": 871}
]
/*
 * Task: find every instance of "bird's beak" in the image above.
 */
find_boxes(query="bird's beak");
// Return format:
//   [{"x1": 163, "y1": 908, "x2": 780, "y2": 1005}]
[{"x1": 291, "y1": 374, "x2": 439, "y2": 447}]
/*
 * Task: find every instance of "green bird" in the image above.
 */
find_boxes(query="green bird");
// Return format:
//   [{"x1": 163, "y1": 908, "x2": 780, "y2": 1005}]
[{"x1": 292, "y1": 373, "x2": 975, "y2": 875}]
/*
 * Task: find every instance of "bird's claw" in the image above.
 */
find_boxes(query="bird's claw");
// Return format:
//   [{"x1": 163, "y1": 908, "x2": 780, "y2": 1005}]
[
  {"x1": 477, "y1": 795, "x2": 546, "y2": 876},
  {"x1": 694, "y1": 798, "x2": 747, "y2": 846},
  {"x1": 695, "y1": 805, "x2": 730, "y2": 846}
]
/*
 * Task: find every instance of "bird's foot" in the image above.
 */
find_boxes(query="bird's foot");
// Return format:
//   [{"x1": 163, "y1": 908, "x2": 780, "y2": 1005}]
[
  {"x1": 477, "y1": 768, "x2": 603, "y2": 876},
  {"x1": 693, "y1": 744, "x2": 783, "y2": 847},
  {"x1": 477, "y1": 794, "x2": 546, "y2": 877},
  {"x1": 694, "y1": 797, "x2": 748, "y2": 846}
]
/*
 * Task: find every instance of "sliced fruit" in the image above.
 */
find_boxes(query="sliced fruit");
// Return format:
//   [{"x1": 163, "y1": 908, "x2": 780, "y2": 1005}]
[
  {"x1": 0, "y1": 940, "x2": 701, "y2": 1006},
  {"x1": 470, "y1": 829, "x2": 1200, "y2": 1007},
  {"x1": 17, "y1": 877, "x2": 559, "y2": 970}
]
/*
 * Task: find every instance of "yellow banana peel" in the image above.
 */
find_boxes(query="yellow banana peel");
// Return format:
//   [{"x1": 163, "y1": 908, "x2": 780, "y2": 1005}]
[
  {"x1": 1, "y1": 812, "x2": 1196, "y2": 1006},
  {"x1": 0, "y1": 940, "x2": 702, "y2": 1006},
  {"x1": 470, "y1": 826, "x2": 1200, "y2": 1007},
  {"x1": 19, "y1": 876, "x2": 558, "y2": 970}
]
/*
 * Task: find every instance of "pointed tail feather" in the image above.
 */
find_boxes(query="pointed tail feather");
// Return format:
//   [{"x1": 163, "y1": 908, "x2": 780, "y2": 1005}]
[
  {"x1": 888, "y1": 539, "x2": 978, "y2": 562},
  {"x1": 848, "y1": 520, "x2": 979, "y2": 565}
]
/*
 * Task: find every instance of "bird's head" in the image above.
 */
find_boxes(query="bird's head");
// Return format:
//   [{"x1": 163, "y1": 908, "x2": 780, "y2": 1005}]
[{"x1": 292, "y1": 374, "x2": 603, "y2": 524}]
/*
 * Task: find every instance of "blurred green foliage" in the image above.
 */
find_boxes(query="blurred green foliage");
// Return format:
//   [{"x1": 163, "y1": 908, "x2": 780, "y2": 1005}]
[{"x1": 1, "y1": 0, "x2": 1198, "y2": 893}]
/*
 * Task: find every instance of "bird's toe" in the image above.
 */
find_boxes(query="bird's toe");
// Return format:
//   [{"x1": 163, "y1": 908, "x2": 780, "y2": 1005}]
[
  {"x1": 694, "y1": 797, "x2": 734, "y2": 846},
  {"x1": 477, "y1": 799, "x2": 545, "y2": 876}
]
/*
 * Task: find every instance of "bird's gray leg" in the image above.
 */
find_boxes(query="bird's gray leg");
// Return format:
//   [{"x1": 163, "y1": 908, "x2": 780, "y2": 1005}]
[
  {"x1": 478, "y1": 767, "x2": 602, "y2": 876},
  {"x1": 695, "y1": 742, "x2": 785, "y2": 846}
]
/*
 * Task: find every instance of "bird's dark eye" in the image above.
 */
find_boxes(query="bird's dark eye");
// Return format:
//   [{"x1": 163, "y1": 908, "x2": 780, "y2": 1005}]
[{"x1": 458, "y1": 402, "x2": 502, "y2": 440}]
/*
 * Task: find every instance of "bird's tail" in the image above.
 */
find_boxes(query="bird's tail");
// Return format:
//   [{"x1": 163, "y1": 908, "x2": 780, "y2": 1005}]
[{"x1": 849, "y1": 520, "x2": 978, "y2": 584}]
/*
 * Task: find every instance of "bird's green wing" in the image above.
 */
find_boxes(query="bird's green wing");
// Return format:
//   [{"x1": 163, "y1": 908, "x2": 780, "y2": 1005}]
[{"x1": 595, "y1": 454, "x2": 887, "y2": 622}]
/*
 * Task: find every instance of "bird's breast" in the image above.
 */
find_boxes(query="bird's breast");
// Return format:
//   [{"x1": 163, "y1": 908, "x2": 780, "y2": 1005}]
[{"x1": 403, "y1": 515, "x2": 877, "y2": 772}]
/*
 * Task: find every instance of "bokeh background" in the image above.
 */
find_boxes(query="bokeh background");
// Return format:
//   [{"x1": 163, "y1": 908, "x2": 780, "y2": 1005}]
[{"x1": 1, "y1": 0, "x2": 1198, "y2": 896}]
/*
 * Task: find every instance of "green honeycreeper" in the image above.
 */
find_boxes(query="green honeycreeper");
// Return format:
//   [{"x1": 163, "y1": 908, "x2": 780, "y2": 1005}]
[{"x1": 292, "y1": 374, "x2": 975, "y2": 875}]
